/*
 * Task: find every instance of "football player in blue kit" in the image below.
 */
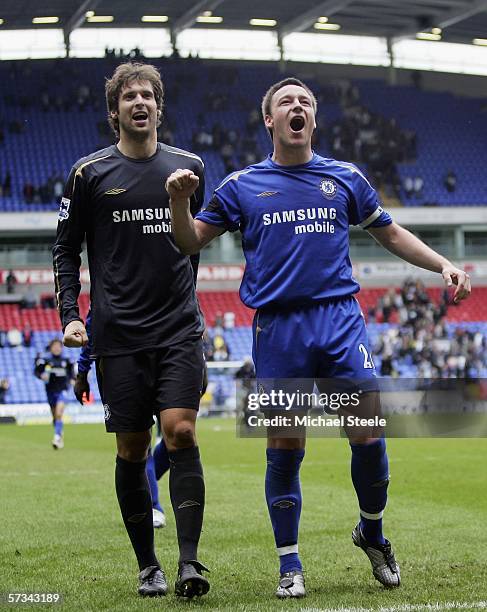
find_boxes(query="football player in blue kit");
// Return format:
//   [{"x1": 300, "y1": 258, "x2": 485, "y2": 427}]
[
  {"x1": 166, "y1": 78, "x2": 471, "y2": 598},
  {"x1": 35, "y1": 338, "x2": 75, "y2": 449}
]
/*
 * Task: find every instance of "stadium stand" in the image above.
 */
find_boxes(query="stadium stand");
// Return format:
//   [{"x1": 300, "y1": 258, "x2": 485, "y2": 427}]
[
  {"x1": 1, "y1": 58, "x2": 486, "y2": 210},
  {"x1": 1, "y1": 285, "x2": 486, "y2": 404}
]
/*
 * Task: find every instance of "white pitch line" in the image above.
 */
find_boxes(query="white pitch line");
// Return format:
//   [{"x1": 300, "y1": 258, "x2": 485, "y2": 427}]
[
  {"x1": 300, "y1": 601, "x2": 487, "y2": 612},
  {"x1": 0, "y1": 469, "x2": 103, "y2": 477}
]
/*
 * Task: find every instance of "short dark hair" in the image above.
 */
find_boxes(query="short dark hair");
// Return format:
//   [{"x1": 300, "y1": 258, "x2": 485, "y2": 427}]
[
  {"x1": 261, "y1": 77, "x2": 317, "y2": 140},
  {"x1": 105, "y1": 62, "x2": 164, "y2": 137}
]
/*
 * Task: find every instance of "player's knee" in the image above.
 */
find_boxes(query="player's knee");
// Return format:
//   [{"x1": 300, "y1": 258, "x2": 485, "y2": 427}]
[
  {"x1": 116, "y1": 432, "x2": 151, "y2": 462},
  {"x1": 349, "y1": 435, "x2": 383, "y2": 446},
  {"x1": 165, "y1": 420, "x2": 195, "y2": 449}
]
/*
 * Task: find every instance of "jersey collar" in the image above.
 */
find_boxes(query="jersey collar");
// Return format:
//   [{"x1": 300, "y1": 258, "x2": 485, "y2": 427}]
[{"x1": 266, "y1": 152, "x2": 317, "y2": 170}]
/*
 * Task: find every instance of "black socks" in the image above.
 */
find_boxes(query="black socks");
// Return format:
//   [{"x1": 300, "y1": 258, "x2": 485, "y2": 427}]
[
  {"x1": 169, "y1": 445, "x2": 205, "y2": 563},
  {"x1": 115, "y1": 455, "x2": 159, "y2": 571}
]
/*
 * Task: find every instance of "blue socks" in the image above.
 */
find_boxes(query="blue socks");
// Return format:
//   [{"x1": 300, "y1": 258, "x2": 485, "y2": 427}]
[
  {"x1": 350, "y1": 438, "x2": 389, "y2": 545},
  {"x1": 145, "y1": 440, "x2": 170, "y2": 512},
  {"x1": 265, "y1": 448, "x2": 305, "y2": 574},
  {"x1": 153, "y1": 439, "x2": 170, "y2": 481},
  {"x1": 146, "y1": 450, "x2": 163, "y2": 512},
  {"x1": 54, "y1": 419, "x2": 63, "y2": 436}
]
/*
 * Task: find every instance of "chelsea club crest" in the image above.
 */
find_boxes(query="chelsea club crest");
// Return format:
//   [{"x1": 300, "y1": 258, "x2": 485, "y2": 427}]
[{"x1": 320, "y1": 178, "x2": 338, "y2": 200}]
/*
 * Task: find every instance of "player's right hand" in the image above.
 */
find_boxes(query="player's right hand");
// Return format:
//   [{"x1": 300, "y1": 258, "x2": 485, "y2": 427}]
[
  {"x1": 74, "y1": 372, "x2": 90, "y2": 405},
  {"x1": 166, "y1": 169, "x2": 199, "y2": 201},
  {"x1": 63, "y1": 320, "x2": 88, "y2": 348}
]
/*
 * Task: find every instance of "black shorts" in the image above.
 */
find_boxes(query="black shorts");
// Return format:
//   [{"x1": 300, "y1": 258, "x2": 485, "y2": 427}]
[{"x1": 96, "y1": 337, "x2": 204, "y2": 433}]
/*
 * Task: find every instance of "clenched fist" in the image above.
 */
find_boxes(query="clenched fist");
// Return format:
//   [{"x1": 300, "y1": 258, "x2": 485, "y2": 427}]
[
  {"x1": 166, "y1": 169, "x2": 199, "y2": 201},
  {"x1": 63, "y1": 320, "x2": 88, "y2": 348}
]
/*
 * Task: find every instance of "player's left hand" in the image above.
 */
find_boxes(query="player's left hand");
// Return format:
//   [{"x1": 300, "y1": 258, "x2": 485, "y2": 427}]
[
  {"x1": 166, "y1": 169, "x2": 199, "y2": 201},
  {"x1": 441, "y1": 265, "x2": 471, "y2": 303},
  {"x1": 74, "y1": 372, "x2": 90, "y2": 405}
]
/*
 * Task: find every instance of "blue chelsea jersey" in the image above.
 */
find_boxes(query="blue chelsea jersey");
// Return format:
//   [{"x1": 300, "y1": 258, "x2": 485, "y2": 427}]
[{"x1": 196, "y1": 153, "x2": 392, "y2": 309}]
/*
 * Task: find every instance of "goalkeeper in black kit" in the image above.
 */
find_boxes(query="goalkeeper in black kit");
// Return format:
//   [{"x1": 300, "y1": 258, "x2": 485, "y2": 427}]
[{"x1": 52, "y1": 62, "x2": 209, "y2": 598}]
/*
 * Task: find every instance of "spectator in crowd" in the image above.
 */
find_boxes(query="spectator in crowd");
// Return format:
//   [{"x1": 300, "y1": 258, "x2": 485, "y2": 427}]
[
  {"x1": 212, "y1": 335, "x2": 229, "y2": 361},
  {"x1": 327, "y1": 85, "x2": 419, "y2": 201},
  {"x1": 213, "y1": 312, "x2": 224, "y2": 336},
  {"x1": 22, "y1": 324, "x2": 33, "y2": 347},
  {"x1": 444, "y1": 170, "x2": 457, "y2": 193},
  {"x1": 0, "y1": 327, "x2": 6, "y2": 347},
  {"x1": 52, "y1": 173, "x2": 64, "y2": 202},
  {"x1": 235, "y1": 356, "x2": 255, "y2": 383},
  {"x1": 8, "y1": 120, "x2": 24, "y2": 134},
  {"x1": 160, "y1": 127, "x2": 174, "y2": 147},
  {"x1": 6, "y1": 269, "x2": 17, "y2": 294},
  {"x1": 202, "y1": 329, "x2": 214, "y2": 362},
  {"x1": 7, "y1": 327, "x2": 22, "y2": 348},
  {"x1": 40, "y1": 90, "x2": 50, "y2": 111},
  {"x1": 223, "y1": 311, "x2": 235, "y2": 329},
  {"x1": 3, "y1": 171, "x2": 11, "y2": 196},
  {"x1": 379, "y1": 352, "x2": 396, "y2": 377},
  {"x1": 236, "y1": 357, "x2": 256, "y2": 427},
  {"x1": 23, "y1": 182, "x2": 34, "y2": 203},
  {"x1": 372, "y1": 280, "x2": 486, "y2": 379},
  {"x1": 247, "y1": 108, "x2": 260, "y2": 131},
  {"x1": 403, "y1": 175, "x2": 424, "y2": 199},
  {"x1": 0, "y1": 378, "x2": 10, "y2": 403},
  {"x1": 21, "y1": 284, "x2": 37, "y2": 309},
  {"x1": 193, "y1": 128, "x2": 213, "y2": 150},
  {"x1": 40, "y1": 293, "x2": 56, "y2": 309}
]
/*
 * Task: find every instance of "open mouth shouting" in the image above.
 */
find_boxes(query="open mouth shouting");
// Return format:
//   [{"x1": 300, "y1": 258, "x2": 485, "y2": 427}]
[
  {"x1": 132, "y1": 110, "x2": 149, "y2": 126},
  {"x1": 289, "y1": 115, "x2": 305, "y2": 133}
]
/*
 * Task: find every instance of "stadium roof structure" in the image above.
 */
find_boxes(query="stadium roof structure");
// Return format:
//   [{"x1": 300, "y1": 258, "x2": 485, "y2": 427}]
[{"x1": 1, "y1": 0, "x2": 487, "y2": 46}]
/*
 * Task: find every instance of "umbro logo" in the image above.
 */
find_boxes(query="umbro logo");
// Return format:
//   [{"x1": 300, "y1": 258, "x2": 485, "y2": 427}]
[
  {"x1": 272, "y1": 500, "x2": 295, "y2": 509},
  {"x1": 257, "y1": 191, "x2": 279, "y2": 198},
  {"x1": 178, "y1": 500, "x2": 201, "y2": 509},
  {"x1": 104, "y1": 188, "x2": 127, "y2": 195}
]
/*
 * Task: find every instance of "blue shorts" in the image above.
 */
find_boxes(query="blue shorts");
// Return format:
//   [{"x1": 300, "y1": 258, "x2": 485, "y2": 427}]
[
  {"x1": 46, "y1": 390, "x2": 65, "y2": 410},
  {"x1": 252, "y1": 296, "x2": 377, "y2": 390}
]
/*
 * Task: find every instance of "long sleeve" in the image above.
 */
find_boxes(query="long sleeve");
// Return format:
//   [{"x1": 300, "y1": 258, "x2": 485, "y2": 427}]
[
  {"x1": 52, "y1": 165, "x2": 89, "y2": 330},
  {"x1": 189, "y1": 160, "x2": 206, "y2": 285}
]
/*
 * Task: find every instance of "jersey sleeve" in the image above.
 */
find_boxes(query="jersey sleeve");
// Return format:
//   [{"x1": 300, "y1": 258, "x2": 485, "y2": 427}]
[
  {"x1": 189, "y1": 160, "x2": 206, "y2": 284},
  {"x1": 195, "y1": 173, "x2": 241, "y2": 232},
  {"x1": 77, "y1": 308, "x2": 93, "y2": 374},
  {"x1": 347, "y1": 166, "x2": 392, "y2": 229},
  {"x1": 66, "y1": 359, "x2": 75, "y2": 382},
  {"x1": 52, "y1": 164, "x2": 89, "y2": 331},
  {"x1": 34, "y1": 356, "x2": 46, "y2": 379}
]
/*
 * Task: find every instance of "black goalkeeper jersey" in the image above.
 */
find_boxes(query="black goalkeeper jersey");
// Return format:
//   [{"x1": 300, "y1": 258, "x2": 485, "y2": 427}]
[{"x1": 53, "y1": 143, "x2": 205, "y2": 357}]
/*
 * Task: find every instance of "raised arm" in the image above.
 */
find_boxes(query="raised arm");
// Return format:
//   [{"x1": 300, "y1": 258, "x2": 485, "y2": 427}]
[
  {"x1": 167, "y1": 169, "x2": 224, "y2": 255},
  {"x1": 368, "y1": 222, "x2": 471, "y2": 303}
]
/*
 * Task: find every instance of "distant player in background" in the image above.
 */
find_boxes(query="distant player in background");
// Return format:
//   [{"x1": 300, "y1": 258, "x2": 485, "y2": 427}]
[
  {"x1": 74, "y1": 309, "x2": 170, "y2": 529},
  {"x1": 34, "y1": 339, "x2": 74, "y2": 449},
  {"x1": 167, "y1": 77, "x2": 471, "y2": 598}
]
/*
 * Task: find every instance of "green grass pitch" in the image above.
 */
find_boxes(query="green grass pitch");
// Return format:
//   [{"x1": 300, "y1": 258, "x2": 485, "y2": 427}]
[{"x1": 0, "y1": 420, "x2": 486, "y2": 611}]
